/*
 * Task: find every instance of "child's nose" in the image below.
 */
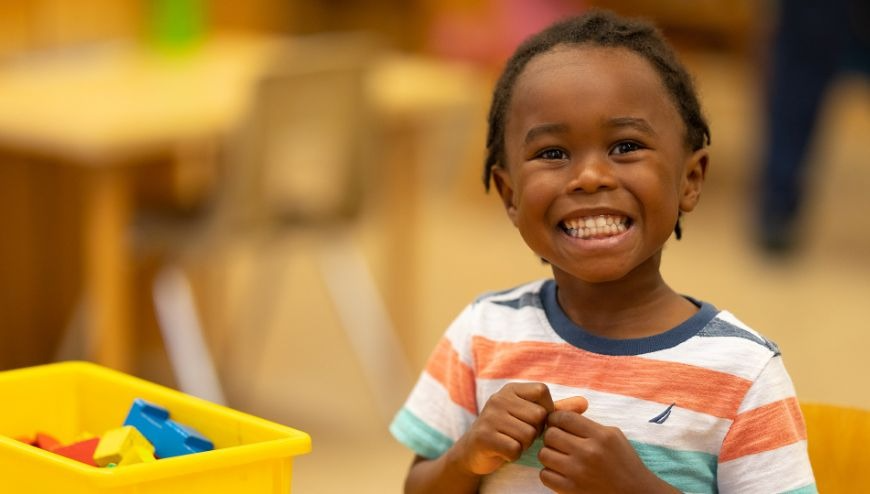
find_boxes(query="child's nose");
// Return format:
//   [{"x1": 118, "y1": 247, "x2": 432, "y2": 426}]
[{"x1": 567, "y1": 154, "x2": 617, "y2": 193}]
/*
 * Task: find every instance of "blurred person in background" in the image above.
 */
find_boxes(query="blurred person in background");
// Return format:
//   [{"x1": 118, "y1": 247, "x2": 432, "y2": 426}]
[{"x1": 757, "y1": 0, "x2": 869, "y2": 254}]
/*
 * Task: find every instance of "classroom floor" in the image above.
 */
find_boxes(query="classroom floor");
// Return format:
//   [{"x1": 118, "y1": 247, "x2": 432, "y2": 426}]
[{"x1": 142, "y1": 50, "x2": 869, "y2": 493}]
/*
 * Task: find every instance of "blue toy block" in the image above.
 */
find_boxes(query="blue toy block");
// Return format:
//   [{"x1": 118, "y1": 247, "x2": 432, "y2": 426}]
[{"x1": 122, "y1": 398, "x2": 213, "y2": 458}]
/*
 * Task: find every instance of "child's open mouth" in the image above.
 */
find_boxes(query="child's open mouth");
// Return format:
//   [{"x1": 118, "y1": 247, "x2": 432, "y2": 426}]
[{"x1": 560, "y1": 214, "x2": 631, "y2": 239}]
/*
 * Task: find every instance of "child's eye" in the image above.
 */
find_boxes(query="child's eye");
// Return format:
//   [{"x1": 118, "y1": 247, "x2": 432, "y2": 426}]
[
  {"x1": 611, "y1": 141, "x2": 643, "y2": 155},
  {"x1": 536, "y1": 148, "x2": 568, "y2": 161}
]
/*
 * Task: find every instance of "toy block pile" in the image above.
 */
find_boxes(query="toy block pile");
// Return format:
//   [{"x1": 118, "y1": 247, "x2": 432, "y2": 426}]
[{"x1": 14, "y1": 398, "x2": 214, "y2": 468}]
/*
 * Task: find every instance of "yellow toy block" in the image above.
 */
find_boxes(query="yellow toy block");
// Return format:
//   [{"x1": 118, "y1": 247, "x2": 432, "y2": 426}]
[{"x1": 94, "y1": 426, "x2": 156, "y2": 467}]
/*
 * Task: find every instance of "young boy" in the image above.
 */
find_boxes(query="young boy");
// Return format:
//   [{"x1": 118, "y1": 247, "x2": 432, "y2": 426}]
[{"x1": 390, "y1": 10, "x2": 816, "y2": 493}]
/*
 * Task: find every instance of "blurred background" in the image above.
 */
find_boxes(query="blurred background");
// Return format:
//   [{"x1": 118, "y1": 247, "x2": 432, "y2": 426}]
[{"x1": 0, "y1": 0, "x2": 867, "y2": 492}]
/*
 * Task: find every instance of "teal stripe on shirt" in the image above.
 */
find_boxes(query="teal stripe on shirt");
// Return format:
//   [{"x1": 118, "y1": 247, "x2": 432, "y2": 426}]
[
  {"x1": 390, "y1": 407, "x2": 455, "y2": 459},
  {"x1": 516, "y1": 437, "x2": 717, "y2": 493},
  {"x1": 783, "y1": 484, "x2": 818, "y2": 494}
]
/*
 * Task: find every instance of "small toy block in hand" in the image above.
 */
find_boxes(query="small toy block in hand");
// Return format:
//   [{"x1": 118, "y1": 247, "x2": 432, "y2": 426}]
[
  {"x1": 94, "y1": 426, "x2": 156, "y2": 467},
  {"x1": 123, "y1": 398, "x2": 213, "y2": 458},
  {"x1": 52, "y1": 437, "x2": 100, "y2": 466}
]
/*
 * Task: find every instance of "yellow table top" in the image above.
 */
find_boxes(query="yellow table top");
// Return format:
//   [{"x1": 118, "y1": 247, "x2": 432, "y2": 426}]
[{"x1": 0, "y1": 34, "x2": 284, "y2": 164}]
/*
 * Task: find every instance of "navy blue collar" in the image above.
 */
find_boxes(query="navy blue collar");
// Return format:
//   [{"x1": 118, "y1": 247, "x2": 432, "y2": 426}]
[{"x1": 540, "y1": 280, "x2": 718, "y2": 356}]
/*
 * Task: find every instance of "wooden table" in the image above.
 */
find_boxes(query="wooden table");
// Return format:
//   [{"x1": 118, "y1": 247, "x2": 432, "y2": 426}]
[
  {"x1": 0, "y1": 32, "x2": 485, "y2": 378},
  {"x1": 0, "y1": 35, "x2": 284, "y2": 372}
]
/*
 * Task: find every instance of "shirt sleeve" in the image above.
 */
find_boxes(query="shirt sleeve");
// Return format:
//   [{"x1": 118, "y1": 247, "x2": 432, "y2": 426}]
[
  {"x1": 389, "y1": 305, "x2": 479, "y2": 459},
  {"x1": 717, "y1": 355, "x2": 817, "y2": 493}
]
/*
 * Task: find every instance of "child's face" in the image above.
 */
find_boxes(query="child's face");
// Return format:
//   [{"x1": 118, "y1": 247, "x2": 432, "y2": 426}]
[{"x1": 492, "y1": 44, "x2": 707, "y2": 284}]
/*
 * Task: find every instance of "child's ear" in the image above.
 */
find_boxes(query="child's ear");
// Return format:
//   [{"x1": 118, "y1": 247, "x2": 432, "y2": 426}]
[
  {"x1": 491, "y1": 166, "x2": 519, "y2": 226},
  {"x1": 679, "y1": 148, "x2": 708, "y2": 213}
]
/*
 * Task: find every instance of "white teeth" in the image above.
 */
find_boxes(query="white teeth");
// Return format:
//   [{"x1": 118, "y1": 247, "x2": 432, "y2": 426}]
[{"x1": 562, "y1": 215, "x2": 628, "y2": 239}]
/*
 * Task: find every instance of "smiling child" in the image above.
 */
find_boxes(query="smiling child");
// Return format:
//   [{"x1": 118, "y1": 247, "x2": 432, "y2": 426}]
[{"x1": 390, "y1": 10, "x2": 816, "y2": 494}]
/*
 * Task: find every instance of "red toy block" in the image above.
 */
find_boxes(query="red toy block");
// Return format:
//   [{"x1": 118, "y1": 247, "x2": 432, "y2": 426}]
[
  {"x1": 34, "y1": 432, "x2": 61, "y2": 451},
  {"x1": 52, "y1": 437, "x2": 100, "y2": 466}
]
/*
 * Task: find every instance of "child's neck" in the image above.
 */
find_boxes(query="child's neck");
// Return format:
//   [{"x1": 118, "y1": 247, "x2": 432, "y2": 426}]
[{"x1": 552, "y1": 270, "x2": 698, "y2": 340}]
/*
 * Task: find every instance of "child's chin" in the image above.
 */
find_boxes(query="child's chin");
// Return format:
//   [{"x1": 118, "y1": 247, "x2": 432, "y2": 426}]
[{"x1": 554, "y1": 264, "x2": 632, "y2": 284}]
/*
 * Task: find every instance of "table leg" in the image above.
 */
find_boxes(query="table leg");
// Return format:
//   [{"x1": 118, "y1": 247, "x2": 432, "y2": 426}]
[{"x1": 81, "y1": 166, "x2": 134, "y2": 372}]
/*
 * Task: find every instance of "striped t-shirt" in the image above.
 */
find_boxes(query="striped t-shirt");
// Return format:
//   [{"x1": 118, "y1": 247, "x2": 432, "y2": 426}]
[{"x1": 390, "y1": 279, "x2": 816, "y2": 493}]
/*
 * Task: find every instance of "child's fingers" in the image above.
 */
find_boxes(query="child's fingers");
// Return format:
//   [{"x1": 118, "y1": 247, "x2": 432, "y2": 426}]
[
  {"x1": 546, "y1": 409, "x2": 600, "y2": 439},
  {"x1": 510, "y1": 382, "x2": 555, "y2": 413},
  {"x1": 491, "y1": 413, "x2": 543, "y2": 452},
  {"x1": 482, "y1": 430, "x2": 528, "y2": 463},
  {"x1": 538, "y1": 430, "x2": 577, "y2": 478},
  {"x1": 479, "y1": 383, "x2": 555, "y2": 445},
  {"x1": 540, "y1": 421, "x2": 582, "y2": 455},
  {"x1": 553, "y1": 396, "x2": 588, "y2": 414}
]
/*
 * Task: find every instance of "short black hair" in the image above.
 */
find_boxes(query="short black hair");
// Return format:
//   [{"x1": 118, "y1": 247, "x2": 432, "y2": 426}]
[{"x1": 482, "y1": 9, "x2": 711, "y2": 191}]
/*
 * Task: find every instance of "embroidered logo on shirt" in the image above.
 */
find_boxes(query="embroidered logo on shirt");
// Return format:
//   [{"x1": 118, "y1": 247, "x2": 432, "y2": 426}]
[{"x1": 649, "y1": 403, "x2": 676, "y2": 424}]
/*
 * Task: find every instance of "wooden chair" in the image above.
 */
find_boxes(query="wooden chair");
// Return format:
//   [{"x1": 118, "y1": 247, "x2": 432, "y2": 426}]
[
  {"x1": 801, "y1": 402, "x2": 870, "y2": 492},
  {"x1": 53, "y1": 32, "x2": 414, "y2": 416},
  {"x1": 216, "y1": 31, "x2": 413, "y2": 419},
  {"x1": 137, "y1": 31, "x2": 413, "y2": 418}
]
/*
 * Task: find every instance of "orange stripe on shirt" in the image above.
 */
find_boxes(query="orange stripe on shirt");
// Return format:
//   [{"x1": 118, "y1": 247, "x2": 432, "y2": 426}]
[
  {"x1": 719, "y1": 397, "x2": 806, "y2": 463},
  {"x1": 472, "y1": 336, "x2": 751, "y2": 418},
  {"x1": 425, "y1": 337, "x2": 478, "y2": 415}
]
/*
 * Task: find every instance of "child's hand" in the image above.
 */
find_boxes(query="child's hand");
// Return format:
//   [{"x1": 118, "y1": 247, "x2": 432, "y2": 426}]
[
  {"x1": 453, "y1": 382, "x2": 555, "y2": 476},
  {"x1": 538, "y1": 405, "x2": 678, "y2": 494}
]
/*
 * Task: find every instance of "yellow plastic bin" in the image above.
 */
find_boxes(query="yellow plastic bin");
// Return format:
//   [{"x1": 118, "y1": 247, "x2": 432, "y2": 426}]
[{"x1": 0, "y1": 361, "x2": 311, "y2": 493}]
